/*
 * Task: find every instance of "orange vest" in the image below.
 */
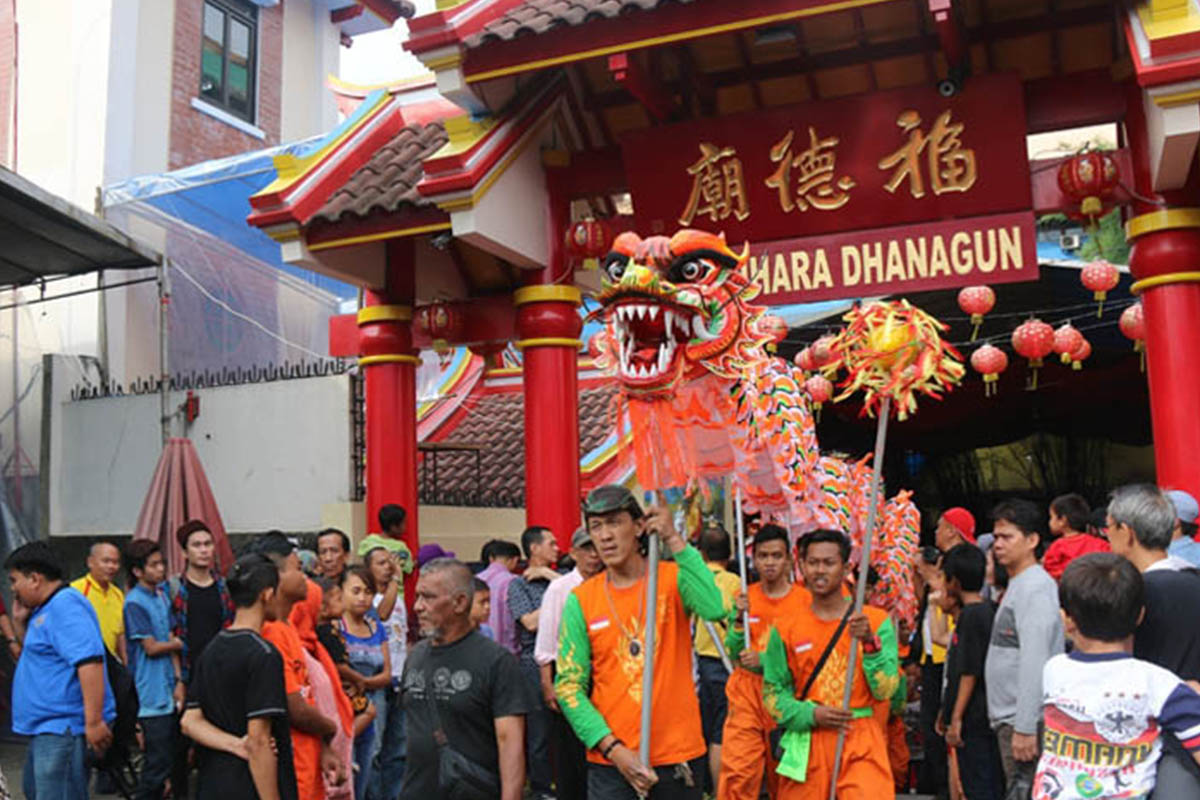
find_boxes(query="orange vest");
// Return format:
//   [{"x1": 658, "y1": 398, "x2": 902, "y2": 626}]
[
  {"x1": 744, "y1": 582, "x2": 812, "y2": 655},
  {"x1": 574, "y1": 563, "x2": 707, "y2": 766},
  {"x1": 779, "y1": 604, "x2": 891, "y2": 709}
]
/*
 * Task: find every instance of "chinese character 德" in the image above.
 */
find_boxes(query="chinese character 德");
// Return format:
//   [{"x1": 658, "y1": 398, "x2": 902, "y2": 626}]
[
  {"x1": 679, "y1": 142, "x2": 751, "y2": 226},
  {"x1": 765, "y1": 126, "x2": 856, "y2": 212},
  {"x1": 877, "y1": 109, "x2": 977, "y2": 198}
]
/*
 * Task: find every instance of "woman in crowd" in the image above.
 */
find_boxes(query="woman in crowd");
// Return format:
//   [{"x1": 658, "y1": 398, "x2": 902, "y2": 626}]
[{"x1": 339, "y1": 567, "x2": 391, "y2": 800}]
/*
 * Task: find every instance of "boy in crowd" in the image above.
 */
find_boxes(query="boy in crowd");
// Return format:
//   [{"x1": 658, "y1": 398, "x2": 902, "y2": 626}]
[
  {"x1": 254, "y1": 532, "x2": 346, "y2": 799},
  {"x1": 1043, "y1": 493, "x2": 1108, "y2": 580},
  {"x1": 124, "y1": 540, "x2": 185, "y2": 800},
  {"x1": 1034, "y1": 553, "x2": 1200, "y2": 800},
  {"x1": 939, "y1": 544, "x2": 1003, "y2": 800},
  {"x1": 7, "y1": 541, "x2": 115, "y2": 799},
  {"x1": 693, "y1": 525, "x2": 740, "y2": 793},
  {"x1": 182, "y1": 553, "x2": 297, "y2": 800},
  {"x1": 761, "y1": 529, "x2": 900, "y2": 800},
  {"x1": 720, "y1": 523, "x2": 807, "y2": 800},
  {"x1": 471, "y1": 577, "x2": 495, "y2": 639}
]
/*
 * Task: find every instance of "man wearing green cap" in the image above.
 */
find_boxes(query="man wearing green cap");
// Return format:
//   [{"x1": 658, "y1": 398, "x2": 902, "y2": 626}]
[{"x1": 556, "y1": 485, "x2": 726, "y2": 799}]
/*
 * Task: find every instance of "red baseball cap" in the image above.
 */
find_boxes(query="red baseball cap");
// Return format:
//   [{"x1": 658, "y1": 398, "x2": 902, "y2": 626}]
[{"x1": 941, "y1": 507, "x2": 977, "y2": 544}]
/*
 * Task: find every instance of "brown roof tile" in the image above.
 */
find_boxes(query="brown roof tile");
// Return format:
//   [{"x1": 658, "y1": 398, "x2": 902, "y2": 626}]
[
  {"x1": 311, "y1": 122, "x2": 448, "y2": 224},
  {"x1": 464, "y1": 0, "x2": 693, "y2": 48},
  {"x1": 418, "y1": 383, "x2": 618, "y2": 505}
]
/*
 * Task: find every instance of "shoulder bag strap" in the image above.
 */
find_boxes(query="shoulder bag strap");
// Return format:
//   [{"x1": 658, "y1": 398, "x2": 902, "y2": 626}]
[{"x1": 798, "y1": 602, "x2": 855, "y2": 702}]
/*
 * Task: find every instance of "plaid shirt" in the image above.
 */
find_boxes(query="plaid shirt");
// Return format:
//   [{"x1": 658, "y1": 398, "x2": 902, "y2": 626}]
[{"x1": 168, "y1": 571, "x2": 235, "y2": 683}]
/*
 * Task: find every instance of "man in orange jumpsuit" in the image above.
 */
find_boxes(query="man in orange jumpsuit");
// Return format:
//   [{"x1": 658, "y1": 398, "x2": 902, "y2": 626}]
[
  {"x1": 717, "y1": 524, "x2": 809, "y2": 799},
  {"x1": 762, "y1": 529, "x2": 900, "y2": 800}
]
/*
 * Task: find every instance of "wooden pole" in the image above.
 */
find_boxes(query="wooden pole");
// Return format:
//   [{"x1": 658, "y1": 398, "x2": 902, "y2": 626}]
[
  {"x1": 639, "y1": 495, "x2": 662, "y2": 781},
  {"x1": 828, "y1": 396, "x2": 891, "y2": 799},
  {"x1": 734, "y1": 484, "x2": 750, "y2": 632}
]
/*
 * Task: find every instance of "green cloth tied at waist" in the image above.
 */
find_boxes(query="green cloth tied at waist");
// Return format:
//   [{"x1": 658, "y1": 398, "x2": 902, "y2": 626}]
[{"x1": 775, "y1": 707, "x2": 875, "y2": 782}]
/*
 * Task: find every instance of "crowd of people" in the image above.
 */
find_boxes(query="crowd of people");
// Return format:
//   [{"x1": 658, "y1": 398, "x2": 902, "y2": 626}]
[{"x1": 5, "y1": 482, "x2": 1200, "y2": 800}]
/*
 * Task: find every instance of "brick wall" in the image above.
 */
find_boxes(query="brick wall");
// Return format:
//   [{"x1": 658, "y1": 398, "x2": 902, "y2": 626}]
[{"x1": 169, "y1": 0, "x2": 282, "y2": 169}]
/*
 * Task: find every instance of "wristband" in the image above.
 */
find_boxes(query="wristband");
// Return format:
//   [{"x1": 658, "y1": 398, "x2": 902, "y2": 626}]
[{"x1": 600, "y1": 739, "x2": 622, "y2": 760}]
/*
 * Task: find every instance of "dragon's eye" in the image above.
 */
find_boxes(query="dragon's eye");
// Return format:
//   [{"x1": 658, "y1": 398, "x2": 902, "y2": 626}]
[
  {"x1": 671, "y1": 260, "x2": 709, "y2": 283},
  {"x1": 602, "y1": 254, "x2": 627, "y2": 282}
]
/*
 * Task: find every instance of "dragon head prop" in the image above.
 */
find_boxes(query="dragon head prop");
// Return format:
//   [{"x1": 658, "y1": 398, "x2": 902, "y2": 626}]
[{"x1": 593, "y1": 229, "x2": 770, "y2": 395}]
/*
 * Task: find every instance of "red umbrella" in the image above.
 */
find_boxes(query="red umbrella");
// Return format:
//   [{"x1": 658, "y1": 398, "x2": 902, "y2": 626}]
[{"x1": 132, "y1": 438, "x2": 234, "y2": 576}]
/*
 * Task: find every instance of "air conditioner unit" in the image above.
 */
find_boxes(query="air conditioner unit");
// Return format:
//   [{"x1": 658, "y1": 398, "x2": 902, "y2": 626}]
[{"x1": 1060, "y1": 233, "x2": 1082, "y2": 250}]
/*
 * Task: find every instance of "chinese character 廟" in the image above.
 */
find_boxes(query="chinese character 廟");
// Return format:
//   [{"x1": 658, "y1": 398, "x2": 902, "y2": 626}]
[
  {"x1": 679, "y1": 142, "x2": 751, "y2": 226},
  {"x1": 766, "y1": 127, "x2": 856, "y2": 212},
  {"x1": 877, "y1": 109, "x2": 977, "y2": 199}
]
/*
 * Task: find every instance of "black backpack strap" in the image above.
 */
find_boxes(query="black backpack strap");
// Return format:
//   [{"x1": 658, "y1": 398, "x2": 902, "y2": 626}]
[{"x1": 798, "y1": 601, "x2": 855, "y2": 702}]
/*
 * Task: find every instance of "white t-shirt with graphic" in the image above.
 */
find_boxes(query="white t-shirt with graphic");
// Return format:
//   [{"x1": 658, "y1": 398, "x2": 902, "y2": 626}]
[
  {"x1": 372, "y1": 592, "x2": 407, "y2": 681},
  {"x1": 1034, "y1": 652, "x2": 1200, "y2": 800}
]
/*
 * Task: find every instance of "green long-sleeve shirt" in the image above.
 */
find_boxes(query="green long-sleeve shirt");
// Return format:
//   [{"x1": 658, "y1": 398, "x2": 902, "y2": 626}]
[
  {"x1": 761, "y1": 611, "x2": 900, "y2": 734},
  {"x1": 555, "y1": 543, "x2": 725, "y2": 750}
]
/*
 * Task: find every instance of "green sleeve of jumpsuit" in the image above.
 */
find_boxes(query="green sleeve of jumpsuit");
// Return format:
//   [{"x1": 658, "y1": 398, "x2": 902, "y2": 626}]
[
  {"x1": 554, "y1": 593, "x2": 610, "y2": 749},
  {"x1": 760, "y1": 626, "x2": 817, "y2": 733},
  {"x1": 862, "y1": 616, "x2": 902, "y2": 702}
]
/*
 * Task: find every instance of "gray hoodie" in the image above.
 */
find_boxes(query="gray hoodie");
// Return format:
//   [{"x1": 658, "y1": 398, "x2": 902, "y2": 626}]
[{"x1": 984, "y1": 563, "x2": 1064, "y2": 734}]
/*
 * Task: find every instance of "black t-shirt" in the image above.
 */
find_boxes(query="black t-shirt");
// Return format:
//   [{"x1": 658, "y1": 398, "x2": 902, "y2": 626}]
[
  {"x1": 398, "y1": 629, "x2": 535, "y2": 798},
  {"x1": 1135, "y1": 567, "x2": 1200, "y2": 680},
  {"x1": 186, "y1": 579, "x2": 225, "y2": 666},
  {"x1": 186, "y1": 628, "x2": 298, "y2": 800},
  {"x1": 941, "y1": 601, "x2": 995, "y2": 736},
  {"x1": 316, "y1": 622, "x2": 348, "y2": 664}
]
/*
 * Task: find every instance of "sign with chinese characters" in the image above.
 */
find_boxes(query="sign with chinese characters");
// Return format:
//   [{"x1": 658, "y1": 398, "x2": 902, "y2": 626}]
[
  {"x1": 620, "y1": 73, "x2": 1031, "y2": 247},
  {"x1": 741, "y1": 210, "x2": 1037, "y2": 304}
]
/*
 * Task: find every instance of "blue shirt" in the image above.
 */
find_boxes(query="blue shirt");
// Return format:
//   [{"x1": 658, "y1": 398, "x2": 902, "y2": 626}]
[
  {"x1": 125, "y1": 583, "x2": 176, "y2": 717},
  {"x1": 13, "y1": 586, "x2": 115, "y2": 735},
  {"x1": 1169, "y1": 536, "x2": 1200, "y2": 568}
]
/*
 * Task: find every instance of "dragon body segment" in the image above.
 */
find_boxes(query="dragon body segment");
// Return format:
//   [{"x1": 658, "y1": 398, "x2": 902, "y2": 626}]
[{"x1": 594, "y1": 229, "x2": 919, "y2": 624}]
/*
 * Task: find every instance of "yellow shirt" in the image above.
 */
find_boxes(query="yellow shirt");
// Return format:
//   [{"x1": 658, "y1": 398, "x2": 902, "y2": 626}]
[
  {"x1": 693, "y1": 563, "x2": 741, "y2": 659},
  {"x1": 71, "y1": 574, "x2": 124, "y2": 655},
  {"x1": 921, "y1": 604, "x2": 955, "y2": 665}
]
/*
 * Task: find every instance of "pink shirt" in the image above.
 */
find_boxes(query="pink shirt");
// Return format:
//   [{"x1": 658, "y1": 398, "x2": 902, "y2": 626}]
[
  {"x1": 478, "y1": 561, "x2": 520, "y2": 654},
  {"x1": 533, "y1": 567, "x2": 584, "y2": 666}
]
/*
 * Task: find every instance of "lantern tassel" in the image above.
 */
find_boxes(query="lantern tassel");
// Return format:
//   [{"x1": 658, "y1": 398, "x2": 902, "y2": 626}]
[
  {"x1": 814, "y1": 402, "x2": 823, "y2": 423},
  {"x1": 970, "y1": 316, "x2": 982, "y2": 342},
  {"x1": 1094, "y1": 290, "x2": 1106, "y2": 318},
  {"x1": 1029, "y1": 361, "x2": 1040, "y2": 391},
  {"x1": 1072, "y1": 360, "x2": 1082, "y2": 371}
]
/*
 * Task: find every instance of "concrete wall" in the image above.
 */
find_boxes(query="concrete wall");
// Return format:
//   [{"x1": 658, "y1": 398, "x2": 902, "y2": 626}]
[
  {"x1": 45, "y1": 354, "x2": 355, "y2": 537},
  {"x1": 281, "y1": 0, "x2": 340, "y2": 142}
]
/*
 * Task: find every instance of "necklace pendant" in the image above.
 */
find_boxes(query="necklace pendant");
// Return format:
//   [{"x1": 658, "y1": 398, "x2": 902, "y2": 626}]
[{"x1": 629, "y1": 639, "x2": 641, "y2": 657}]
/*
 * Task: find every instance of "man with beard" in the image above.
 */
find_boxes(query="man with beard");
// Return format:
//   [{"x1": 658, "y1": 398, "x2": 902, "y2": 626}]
[
  {"x1": 399, "y1": 558, "x2": 532, "y2": 800},
  {"x1": 761, "y1": 529, "x2": 900, "y2": 800},
  {"x1": 555, "y1": 485, "x2": 725, "y2": 799}
]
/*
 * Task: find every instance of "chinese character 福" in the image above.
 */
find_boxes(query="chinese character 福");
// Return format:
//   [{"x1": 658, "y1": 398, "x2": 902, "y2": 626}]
[
  {"x1": 877, "y1": 109, "x2": 977, "y2": 198},
  {"x1": 765, "y1": 126, "x2": 856, "y2": 212},
  {"x1": 679, "y1": 142, "x2": 751, "y2": 226}
]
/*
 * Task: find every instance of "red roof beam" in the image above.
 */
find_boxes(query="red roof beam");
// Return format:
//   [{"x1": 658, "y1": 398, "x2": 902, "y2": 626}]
[
  {"x1": 929, "y1": 0, "x2": 966, "y2": 73},
  {"x1": 608, "y1": 53, "x2": 679, "y2": 123}
]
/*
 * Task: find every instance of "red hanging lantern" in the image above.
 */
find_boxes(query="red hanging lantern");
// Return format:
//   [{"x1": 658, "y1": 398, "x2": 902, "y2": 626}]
[
  {"x1": 1053, "y1": 323, "x2": 1084, "y2": 364},
  {"x1": 1069, "y1": 337, "x2": 1092, "y2": 371},
  {"x1": 1080, "y1": 260, "x2": 1120, "y2": 317},
  {"x1": 1057, "y1": 151, "x2": 1119, "y2": 223},
  {"x1": 565, "y1": 218, "x2": 609, "y2": 268},
  {"x1": 811, "y1": 334, "x2": 837, "y2": 367},
  {"x1": 1120, "y1": 301, "x2": 1146, "y2": 371},
  {"x1": 804, "y1": 374, "x2": 834, "y2": 420},
  {"x1": 415, "y1": 301, "x2": 463, "y2": 356},
  {"x1": 957, "y1": 286, "x2": 996, "y2": 341},
  {"x1": 794, "y1": 347, "x2": 817, "y2": 372},
  {"x1": 760, "y1": 314, "x2": 788, "y2": 354},
  {"x1": 970, "y1": 344, "x2": 1008, "y2": 397},
  {"x1": 1012, "y1": 318, "x2": 1054, "y2": 390}
]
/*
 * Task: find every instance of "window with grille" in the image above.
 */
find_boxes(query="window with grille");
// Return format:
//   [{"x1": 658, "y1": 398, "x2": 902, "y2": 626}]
[{"x1": 200, "y1": 0, "x2": 257, "y2": 122}]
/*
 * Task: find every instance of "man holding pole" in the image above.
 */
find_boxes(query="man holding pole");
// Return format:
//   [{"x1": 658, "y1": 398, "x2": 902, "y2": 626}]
[
  {"x1": 761, "y1": 529, "x2": 900, "y2": 800},
  {"x1": 718, "y1": 523, "x2": 809, "y2": 800},
  {"x1": 555, "y1": 485, "x2": 726, "y2": 799}
]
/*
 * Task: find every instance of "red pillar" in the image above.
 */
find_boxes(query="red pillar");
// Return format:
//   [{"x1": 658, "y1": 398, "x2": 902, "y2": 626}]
[
  {"x1": 359, "y1": 240, "x2": 419, "y2": 604},
  {"x1": 1127, "y1": 211, "x2": 1200, "y2": 499},
  {"x1": 515, "y1": 284, "x2": 583, "y2": 550}
]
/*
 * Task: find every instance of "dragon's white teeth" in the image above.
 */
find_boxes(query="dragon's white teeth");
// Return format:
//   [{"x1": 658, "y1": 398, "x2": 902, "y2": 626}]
[
  {"x1": 636, "y1": 305, "x2": 647, "y2": 320},
  {"x1": 648, "y1": 306, "x2": 659, "y2": 321},
  {"x1": 693, "y1": 314, "x2": 718, "y2": 341}
]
